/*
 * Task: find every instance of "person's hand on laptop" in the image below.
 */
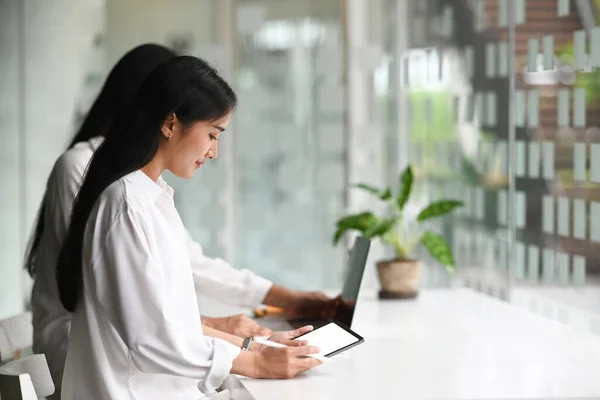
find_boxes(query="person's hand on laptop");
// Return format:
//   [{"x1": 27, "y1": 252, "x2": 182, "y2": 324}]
[
  {"x1": 290, "y1": 292, "x2": 341, "y2": 319},
  {"x1": 262, "y1": 285, "x2": 340, "y2": 318},
  {"x1": 203, "y1": 314, "x2": 272, "y2": 337}
]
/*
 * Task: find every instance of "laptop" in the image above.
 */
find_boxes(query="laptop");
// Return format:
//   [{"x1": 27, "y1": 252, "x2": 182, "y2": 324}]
[{"x1": 260, "y1": 236, "x2": 371, "y2": 331}]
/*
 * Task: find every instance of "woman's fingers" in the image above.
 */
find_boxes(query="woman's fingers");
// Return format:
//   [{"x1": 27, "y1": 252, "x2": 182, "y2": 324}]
[
  {"x1": 291, "y1": 325, "x2": 314, "y2": 337},
  {"x1": 277, "y1": 325, "x2": 313, "y2": 340},
  {"x1": 296, "y1": 356, "x2": 323, "y2": 372},
  {"x1": 269, "y1": 325, "x2": 313, "y2": 342},
  {"x1": 275, "y1": 339, "x2": 307, "y2": 347},
  {"x1": 289, "y1": 345, "x2": 321, "y2": 356}
]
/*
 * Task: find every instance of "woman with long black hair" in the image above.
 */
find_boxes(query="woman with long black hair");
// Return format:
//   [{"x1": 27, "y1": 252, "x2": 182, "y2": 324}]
[
  {"x1": 28, "y1": 44, "x2": 177, "y2": 396},
  {"x1": 28, "y1": 44, "x2": 335, "y2": 397},
  {"x1": 57, "y1": 56, "x2": 321, "y2": 399}
]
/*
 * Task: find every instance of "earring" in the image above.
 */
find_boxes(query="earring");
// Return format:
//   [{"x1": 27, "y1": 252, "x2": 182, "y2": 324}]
[{"x1": 166, "y1": 135, "x2": 172, "y2": 141}]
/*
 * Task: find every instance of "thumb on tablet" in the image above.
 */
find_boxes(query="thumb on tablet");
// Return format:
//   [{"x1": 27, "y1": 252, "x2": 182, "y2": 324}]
[{"x1": 289, "y1": 325, "x2": 313, "y2": 338}]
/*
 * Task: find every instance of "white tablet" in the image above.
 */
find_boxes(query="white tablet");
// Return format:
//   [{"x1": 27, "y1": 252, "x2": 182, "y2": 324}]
[{"x1": 293, "y1": 321, "x2": 364, "y2": 358}]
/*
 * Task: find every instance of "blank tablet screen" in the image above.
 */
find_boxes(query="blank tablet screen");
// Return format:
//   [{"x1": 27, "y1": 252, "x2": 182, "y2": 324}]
[{"x1": 293, "y1": 322, "x2": 361, "y2": 357}]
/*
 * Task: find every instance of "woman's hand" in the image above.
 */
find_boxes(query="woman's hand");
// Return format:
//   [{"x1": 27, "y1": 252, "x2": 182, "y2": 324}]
[
  {"x1": 250, "y1": 325, "x2": 313, "y2": 351},
  {"x1": 203, "y1": 314, "x2": 272, "y2": 337},
  {"x1": 267, "y1": 325, "x2": 312, "y2": 345},
  {"x1": 255, "y1": 345, "x2": 322, "y2": 379},
  {"x1": 231, "y1": 331, "x2": 322, "y2": 379}
]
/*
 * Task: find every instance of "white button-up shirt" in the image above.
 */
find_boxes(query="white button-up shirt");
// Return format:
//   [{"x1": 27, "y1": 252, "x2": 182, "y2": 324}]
[
  {"x1": 61, "y1": 170, "x2": 241, "y2": 399},
  {"x1": 31, "y1": 137, "x2": 272, "y2": 390}
]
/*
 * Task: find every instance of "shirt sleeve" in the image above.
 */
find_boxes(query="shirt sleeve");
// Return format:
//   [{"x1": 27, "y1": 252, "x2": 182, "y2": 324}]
[
  {"x1": 90, "y1": 208, "x2": 241, "y2": 394},
  {"x1": 184, "y1": 230, "x2": 273, "y2": 308}
]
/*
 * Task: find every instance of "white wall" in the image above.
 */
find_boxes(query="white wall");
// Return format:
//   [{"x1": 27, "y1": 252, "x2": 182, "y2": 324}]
[
  {"x1": 23, "y1": 0, "x2": 105, "y2": 231},
  {"x1": 0, "y1": 0, "x2": 24, "y2": 319},
  {"x1": 0, "y1": 0, "x2": 104, "y2": 319}
]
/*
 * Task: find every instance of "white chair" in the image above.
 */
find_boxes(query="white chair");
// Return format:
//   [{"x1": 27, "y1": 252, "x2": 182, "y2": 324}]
[
  {"x1": 0, "y1": 354, "x2": 55, "y2": 400},
  {"x1": 0, "y1": 313, "x2": 33, "y2": 363}
]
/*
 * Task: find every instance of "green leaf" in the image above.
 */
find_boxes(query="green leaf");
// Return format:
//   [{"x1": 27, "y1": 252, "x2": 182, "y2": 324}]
[
  {"x1": 333, "y1": 228, "x2": 346, "y2": 245},
  {"x1": 333, "y1": 212, "x2": 379, "y2": 244},
  {"x1": 420, "y1": 231, "x2": 455, "y2": 271},
  {"x1": 380, "y1": 188, "x2": 392, "y2": 201},
  {"x1": 335, "y1": 211, "x2": 378, "y2": 230},
  {"x1": 353, "y1": 183, "x2": 381, "y2": 195},
  {"x1": 363, "y1": 218, "x2": 397, "y2": 239},
  {"x1": 354, "y1": 183, "x2": 392, "y2": 201},
  {"x1": 397, "y1": 166, "x2": 413, "y2": 211},
  {"x1": 416, "y1": 199, "x2": 463, "y2": 222}
]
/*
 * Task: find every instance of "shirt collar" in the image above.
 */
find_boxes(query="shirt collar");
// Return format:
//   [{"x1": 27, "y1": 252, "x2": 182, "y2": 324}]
[{"x1": 124, "y1": 170, "x2": 174, "y2": 202}]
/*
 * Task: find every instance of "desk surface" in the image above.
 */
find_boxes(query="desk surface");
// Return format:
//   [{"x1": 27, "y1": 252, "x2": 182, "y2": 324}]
[{"x1": 232, "y1": 288, "x2": 600, "y2": 400}]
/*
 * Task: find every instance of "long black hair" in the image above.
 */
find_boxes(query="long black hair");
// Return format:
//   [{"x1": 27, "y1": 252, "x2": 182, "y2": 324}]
[
  {"x1": 24, "y1": 44, "x2": 176, "y2": 277},
  {"x1": 57, "y1": 56, "x2": 237, "y2": 312}
]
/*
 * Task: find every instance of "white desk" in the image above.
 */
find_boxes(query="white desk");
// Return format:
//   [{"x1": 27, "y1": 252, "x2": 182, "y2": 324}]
[{"x1": 230, "y1": 289, "x2": 600, "y2": 400}]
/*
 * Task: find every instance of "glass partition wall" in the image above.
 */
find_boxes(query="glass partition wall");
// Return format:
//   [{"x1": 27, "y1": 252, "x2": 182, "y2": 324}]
[
  {"x1": 231, "y1": 0, "x2": 347, "y2": 289},
  {"x1": 382, "y1": 0, "x2": 600, "y2": 336}
]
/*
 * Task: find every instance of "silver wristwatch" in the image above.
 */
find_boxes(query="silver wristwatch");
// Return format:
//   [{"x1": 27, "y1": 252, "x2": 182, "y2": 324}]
[{"x1": 241, "y1": 337, "x2": 253, "y2": 351}]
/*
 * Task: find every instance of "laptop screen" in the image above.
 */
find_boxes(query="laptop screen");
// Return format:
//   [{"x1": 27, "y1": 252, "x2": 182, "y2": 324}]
[{"x1": 334, "y1": 236, "x2": 371, "y2": 328}]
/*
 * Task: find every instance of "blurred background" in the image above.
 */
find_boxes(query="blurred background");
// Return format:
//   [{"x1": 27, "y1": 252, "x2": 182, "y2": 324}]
[{"x1": 1, "y1": 0, "x2": 600, "y2": 337}]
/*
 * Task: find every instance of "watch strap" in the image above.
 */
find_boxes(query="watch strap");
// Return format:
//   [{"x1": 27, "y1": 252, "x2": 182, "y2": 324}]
[{"x1": 241, "y1": 337, "x2": 253, "y2": 351}]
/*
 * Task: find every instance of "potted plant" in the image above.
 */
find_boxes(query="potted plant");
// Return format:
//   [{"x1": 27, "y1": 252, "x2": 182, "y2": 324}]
[{"x1": 333, "y1": 166, "x2": 463, "y2": 299}]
